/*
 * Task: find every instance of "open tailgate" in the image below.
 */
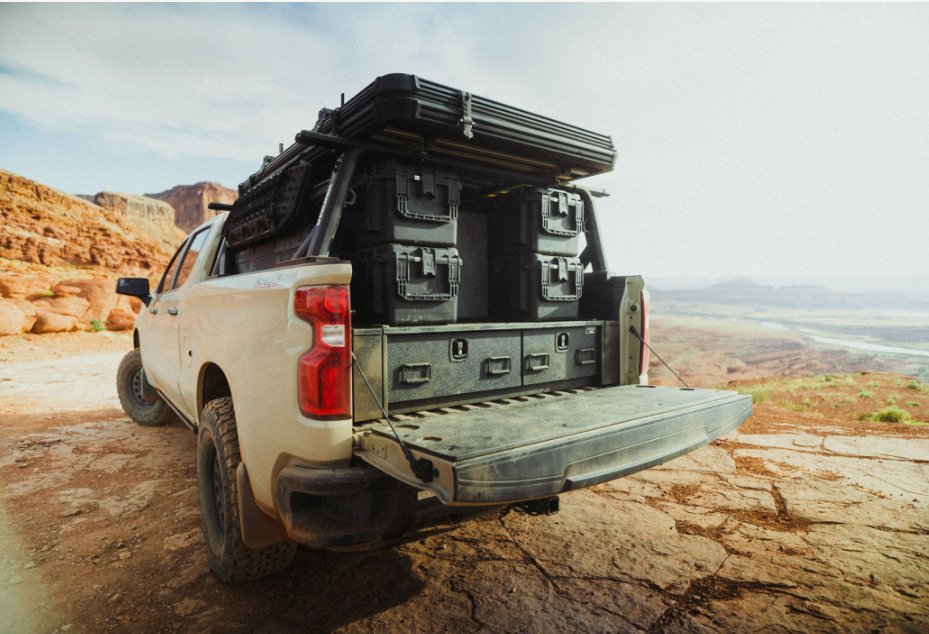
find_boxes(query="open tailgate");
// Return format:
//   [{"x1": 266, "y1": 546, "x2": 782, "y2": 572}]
[{"x1": 354, "y1": 385, "x2": 752, "y2": 505}]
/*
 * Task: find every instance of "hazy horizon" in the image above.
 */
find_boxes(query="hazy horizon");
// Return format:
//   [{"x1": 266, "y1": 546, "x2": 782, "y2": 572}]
[{"x1": 2, "y1": 4, "x2": 928, "y2": 282}]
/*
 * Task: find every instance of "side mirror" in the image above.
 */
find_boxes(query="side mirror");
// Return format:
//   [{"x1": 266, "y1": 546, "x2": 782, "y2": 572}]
[{"x1": 116, "y1": 277, "x2": 151, "y2": 306}]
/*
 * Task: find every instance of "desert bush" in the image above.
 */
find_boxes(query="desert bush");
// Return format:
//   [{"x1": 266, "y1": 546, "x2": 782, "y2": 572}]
[
  {"x1": 776, "y1": 399, "x2": 808, "y2": 412},
  {"x1": 907, "y1": 380, "x2": 920, "y2": 389},
  {"x1": 738, "y1": 386, "x2": 770, "y2": 404},
  {"x1": 907, "y1": 401, "x2": 921, "y2": 407},
  {"x1": 90, "y1": 319, "x2": 107, "y2": 332},
  {"x1": 37, "y1": 289, "x2": 54, "y2": 297},
  {"x1": 886, "y1": 396, "x2": 898, "y2": 404},
  {"x1": 845, "y1": 377, "x2": 856, "y2": 386},
  {"x1": 871, "y1": 381, "x2": 880, "y2": 389},
  {"x1": 866, "y1": 407, "x2": 911, "y2": 423},
  {"x1": 859, "y1": 390, "x2": 873, "y2": 399}
]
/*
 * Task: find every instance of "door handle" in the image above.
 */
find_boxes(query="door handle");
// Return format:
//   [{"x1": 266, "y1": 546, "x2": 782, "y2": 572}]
[{"x1": 168, "y1": 308, "x2": 178, "y2": 316}]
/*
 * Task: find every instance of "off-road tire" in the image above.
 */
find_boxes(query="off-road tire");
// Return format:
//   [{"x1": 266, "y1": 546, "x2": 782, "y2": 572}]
[
  {"x1": 197, "y1": 397, "x2": 297, "y2": 585},
  {"x1": 116, "y1": 349, "x2": 176, "y2": 427}
]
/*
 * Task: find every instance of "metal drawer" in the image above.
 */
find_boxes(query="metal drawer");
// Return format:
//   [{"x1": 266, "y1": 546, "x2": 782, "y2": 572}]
[
  {"x1": 522, "y1": 325, "x2": 599, "y2": 386},
  {"x1": 386, "y1": 330, "x2": 522, "y2": 403}
]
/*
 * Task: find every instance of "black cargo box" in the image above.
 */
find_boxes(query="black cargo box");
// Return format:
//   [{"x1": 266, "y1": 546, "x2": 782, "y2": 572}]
[
  {"x1": 488, "y1": 188, "x2": 584, "y2": 257},
  {"x1": 491, "y1": 254, "x2": 584, "y2": 321},
  {"x1": 314, "y1": 74, "x2": 616, "y2": 182},
  {"x1": 349, "y1": 160, "x2": 460, "y2": 248},
  {"x1": 352, "y1": 243, "x2": 461, "y2": 325}
]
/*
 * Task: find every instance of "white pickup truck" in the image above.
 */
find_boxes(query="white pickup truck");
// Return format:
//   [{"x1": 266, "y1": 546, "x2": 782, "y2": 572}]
[{"x1": 114, "y1": 75, "x2": 752, "y2": 585}]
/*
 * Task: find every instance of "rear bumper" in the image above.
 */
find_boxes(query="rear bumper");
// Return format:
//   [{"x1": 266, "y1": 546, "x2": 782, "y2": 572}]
[
  {"x1": 274, "y1": 465, "x2": 409, "y2": 549},
  {"x1": 355, "y1": 386, "x2": 752, "y2": 505}
]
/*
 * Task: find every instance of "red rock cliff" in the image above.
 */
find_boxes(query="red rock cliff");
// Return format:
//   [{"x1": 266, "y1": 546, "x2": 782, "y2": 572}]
[
  {"x1": 0, "y1": 169, "x2": 176, "y2": 275},
  {"x1": 146, "y1": 182, "x2": 237, "y2": 233}
]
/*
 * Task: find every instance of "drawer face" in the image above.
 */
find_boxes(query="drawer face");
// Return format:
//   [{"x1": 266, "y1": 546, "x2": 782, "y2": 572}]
[
  {"x1": 387, "y1": 330, "x2": 522, "y2": 403},
  {"x1": 522, "y1": 325, "x2": 600, "y2": 386}
]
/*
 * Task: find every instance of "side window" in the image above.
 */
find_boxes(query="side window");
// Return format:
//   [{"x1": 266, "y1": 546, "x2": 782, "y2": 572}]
[
  {"x1": 169, "y1": 228, "x2": 210, "y2": 291},
  {"x1": 156, "y1": 239, "x2": 188, "y2": 294}
]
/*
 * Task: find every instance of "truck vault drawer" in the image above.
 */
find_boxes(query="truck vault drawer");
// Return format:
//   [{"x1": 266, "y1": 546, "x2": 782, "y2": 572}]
[
  {"x1": 522, "y1": 325, "x2": 599, "y2": 386},
  {"x1": 355, "y1": 385, "x2": 752, "y2": 504},
  {"x1": 386, "y1": 330, "x2": 522, "y2": 403}
]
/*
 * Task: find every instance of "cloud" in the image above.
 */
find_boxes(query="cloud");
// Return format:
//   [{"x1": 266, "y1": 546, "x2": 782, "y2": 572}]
[{"x1": 1, "y1": 3, "x2": 928, "y2": 277}]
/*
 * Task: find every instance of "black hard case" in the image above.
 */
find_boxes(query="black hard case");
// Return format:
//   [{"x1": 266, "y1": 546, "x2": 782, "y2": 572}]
[
  {"x1": 352, "y1": 244, "x2": 461, "y2": 325},
  {"x1": 350, "y1": 161, "x2": 460, "y2": 248},
  {"x1": 491, "y1": 254, "x2": 584, "y2": 321},
  {"x1": 315, "y1": 74, "x2": 617, "y2": 181},
  {"x1": 488, "y1": 188, "x2": 584, "y2": 256}
]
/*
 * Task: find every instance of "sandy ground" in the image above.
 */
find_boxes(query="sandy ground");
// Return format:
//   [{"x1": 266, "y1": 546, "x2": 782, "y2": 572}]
[{"x1": 1, "y1": 334, "x2": 928, "y2": 634}]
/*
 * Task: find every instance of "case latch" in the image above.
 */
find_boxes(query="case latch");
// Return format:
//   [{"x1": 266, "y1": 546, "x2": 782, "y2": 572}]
[{"x1": 420, "y1": 248, "x2": 437, "y2": 276}]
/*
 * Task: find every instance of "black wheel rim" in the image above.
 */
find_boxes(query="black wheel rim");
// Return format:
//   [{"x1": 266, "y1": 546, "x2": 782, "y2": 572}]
[
  {"x1": 207, "y1": 446, "x2": 226, "y2": 537},
  {"x1": 130, "y1": 369, "x2": 155, "y2": 410}
]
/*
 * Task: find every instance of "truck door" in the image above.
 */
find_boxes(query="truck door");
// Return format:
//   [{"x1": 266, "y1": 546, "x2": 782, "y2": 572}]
[{"x1": 143, "y1": 227, "x2": 210, "y2": 415}]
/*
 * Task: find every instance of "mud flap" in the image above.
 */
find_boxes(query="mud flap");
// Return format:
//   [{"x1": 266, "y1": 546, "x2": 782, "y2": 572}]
[
  {"x1": 236, "y1": 463, "x2": 289, "y2": 549},
  {"x1": 354, "y1": 385, "x2": 752, "y2": 505}
]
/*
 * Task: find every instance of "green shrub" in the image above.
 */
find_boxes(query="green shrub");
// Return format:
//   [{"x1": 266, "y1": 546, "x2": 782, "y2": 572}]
[
  {"x1": 907, "y1": 380, "x2": 920, "y2": 389},
  {"x1": 871, "y1": 381, "x2": 880, "y2": 389},
  {"x1": 822, "y1": 374, "x2": 834, "y2": 382},
  {"x1": 859, "y1": 390, "x2": 873, "y2": 399},
  {"x1": 886, "y1": 396, "x2": 898, "y2": 404},
  {"x1": 37, "y1": 289, "x2": 54, "y2": 297},
  {"x1": 907, "y1": 401, "x2": 921, "y2": 407},
  {"x1": 775, "y1": 399, "x2": 808, "y2": 412},
  {"x1": 803, "y1": 398, "x2": 812, "y2": 407},
  {"x1": 90, "y1": 319, "x2": 107, "y2": 332},
  {"x1": 738, "y1": 386, "x2": 770, "y2": 404},
  {"x1": 866, "y1": 407, "x2": 911, "y2": 423},
  {"x1": 845, "y1": 377, "x2": 856, "y2": 386}
]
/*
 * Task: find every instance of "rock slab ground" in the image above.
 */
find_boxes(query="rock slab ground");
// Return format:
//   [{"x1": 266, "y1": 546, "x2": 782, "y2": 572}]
[{"x1": 0, "y1": 340, "x2": 927, "y2": 633}]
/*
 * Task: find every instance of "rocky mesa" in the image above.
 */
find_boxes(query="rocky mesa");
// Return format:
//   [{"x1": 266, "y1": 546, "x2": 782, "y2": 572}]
[
  {"x1": 1, "y1": 169, "x2": 181, "y2": 275},
  {"x1": 146, "y1": 181, "x2": 237, "y2": 233}
]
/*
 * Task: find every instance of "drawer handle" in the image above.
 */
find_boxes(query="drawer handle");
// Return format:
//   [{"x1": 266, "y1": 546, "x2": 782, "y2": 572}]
[
  {"x1": 485, "y1": 356, "x2": 512, "y2": 376},
  {"x1": 526, "y1": 353, "x2": 550, "y2": 372},
  {"x1": 576, "y1": 348, "x2": 596, "y2": 365},
  {"x1": 400, "y1": 363, "x2": 432, "y2": 385},
  {"x1": 168, "y1": 308, "x2": 179, "y2": 316}
]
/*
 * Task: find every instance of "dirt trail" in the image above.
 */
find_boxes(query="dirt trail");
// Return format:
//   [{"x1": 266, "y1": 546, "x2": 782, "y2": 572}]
[{"x1": 1, "y1": 334, "x2": 928, "y2": 634}]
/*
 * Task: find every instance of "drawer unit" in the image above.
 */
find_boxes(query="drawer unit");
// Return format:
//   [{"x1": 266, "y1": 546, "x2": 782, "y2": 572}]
[
  {"x1": 386, "y1": 330, "x2": 522, "y2": 403},
  {"x1": 521, "y1": 325, "x2": 600, "y2": 386}
]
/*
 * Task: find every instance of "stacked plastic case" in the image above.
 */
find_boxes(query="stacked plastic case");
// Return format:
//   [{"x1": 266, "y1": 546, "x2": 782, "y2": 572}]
[
  {"x1": 349, "y1": 161, "x2": 463, "y2": 325},
  {"x1": 488, "y1": 188, "x2": 585, "y2": 321}
]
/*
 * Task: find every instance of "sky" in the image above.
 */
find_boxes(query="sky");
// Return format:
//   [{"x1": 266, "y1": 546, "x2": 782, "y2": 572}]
[{"x1": 1, "y1": 3, "x2": 928, "y2": 282}]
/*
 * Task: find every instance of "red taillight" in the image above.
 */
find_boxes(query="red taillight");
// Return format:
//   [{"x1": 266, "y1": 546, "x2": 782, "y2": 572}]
[
  {"x1": 639, "y1": 290, "x2": 650, "y2": 376},
  {"x1": 294, "y1": 286, "x2": 352, "y2": 420}
]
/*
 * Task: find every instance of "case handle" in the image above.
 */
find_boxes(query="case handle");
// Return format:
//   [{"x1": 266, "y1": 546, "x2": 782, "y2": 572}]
[
  {"x1": 526, "y1": 353, "x2": 550, "y2": 372},
  {"x1": 576, "y1": 348, "x2": 597, "y2": 366},
  {"x1": 400, "y1": 363, "x2": 432, "y2": 385},
  {"x1": 485, "y1": 356, "x2": 512, "y2": 376}
]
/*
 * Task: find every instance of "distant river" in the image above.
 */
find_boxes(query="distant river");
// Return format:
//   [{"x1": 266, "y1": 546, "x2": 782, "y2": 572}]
[
  {"x1": 805, "y1": 334, "x2": 929, "y2": 358},
  {"x1": 759, "y1": 321, "x2": 929, "y2": 357}
]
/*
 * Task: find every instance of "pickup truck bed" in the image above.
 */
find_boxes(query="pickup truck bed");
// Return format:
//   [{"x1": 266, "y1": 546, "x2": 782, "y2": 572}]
[{"x1": 357, "y1": 385, "x2": 752, "y2": 504}]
